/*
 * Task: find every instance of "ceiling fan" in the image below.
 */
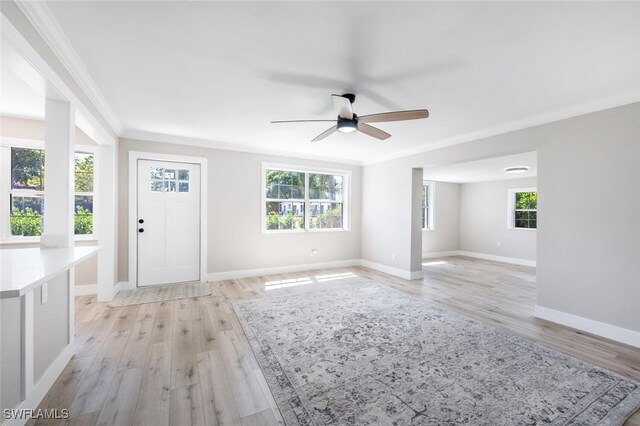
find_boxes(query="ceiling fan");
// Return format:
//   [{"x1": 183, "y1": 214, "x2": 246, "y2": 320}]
[{"x1": 271, "y1": 94, "x2": 429, "y2": 142}]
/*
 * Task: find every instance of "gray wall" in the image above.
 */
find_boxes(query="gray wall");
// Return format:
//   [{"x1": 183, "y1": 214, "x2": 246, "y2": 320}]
[
  {"x1": 362, "y1": 102, "x2": 640, "y2": 332},
  {"x1": 422, "y1": 181, "x2": 460, "y2": 254},
  {"x1": 459, "y1": 177, "x2": 537, "y2": 261},
  {"x1": 118, "y1": 138, "x2": 362, "y2": 282},
  {"x1": 537, "y1": 105, "x2": 640, "y2": 331}
]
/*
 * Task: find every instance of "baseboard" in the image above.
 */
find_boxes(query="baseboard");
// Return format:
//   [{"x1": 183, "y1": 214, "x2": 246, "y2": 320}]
[
  {"x1": 206, "y1": 259, "x2": 362, "y2": 282},
  {"x1": 457, "y1": 251, "x2": 536, "y2": 267},
  {"x1": 360, "y1": 260, "x2": 421, "y2": 281},
  {"x1": 534, "y1": 305, "x2": 640, "y2": 348},
  {"x1": 116, "y1": 281, "x2": 132, "y2": 292},
  {"x1": 422, "y1": 251, "x2": 460, "y2": 259},
  {"x1": 74, "y1": 284, "x2": 97, "y2": 296},
  {"x1": 4, "y1": 344, "x2": 74, "y2": 426}
]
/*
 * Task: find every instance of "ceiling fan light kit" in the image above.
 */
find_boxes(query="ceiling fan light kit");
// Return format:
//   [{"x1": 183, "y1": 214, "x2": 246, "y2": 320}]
[
  {"x1": 271, "y1": 93, "x2": 429, "y2": 142},
  {"x1": 505, "y1": 166, "x2": 530, "y2": 174},
  {"x1": 337, "y1": 117, "x2": 358, "y2": 133}
]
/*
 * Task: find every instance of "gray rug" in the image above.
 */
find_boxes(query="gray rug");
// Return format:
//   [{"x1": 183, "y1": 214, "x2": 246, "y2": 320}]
[
  {"x1": 232, "y1": 282, "x2": 640, "y2": 425},
  {"x1": 108, "y1": 282, "x2": 211, "y2": 307}
]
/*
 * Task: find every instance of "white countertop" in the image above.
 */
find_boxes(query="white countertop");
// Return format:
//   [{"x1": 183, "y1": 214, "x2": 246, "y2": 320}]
[{"x1": 0, "y1": 246, "x2": 100, "y2": 299}]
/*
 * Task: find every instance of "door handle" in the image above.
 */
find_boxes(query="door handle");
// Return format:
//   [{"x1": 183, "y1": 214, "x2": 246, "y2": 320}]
[
  {"x1": 138, "y1": 219, "x2": 144, "y2": 224},
  {"x1": 138, "y1": 228, "x2": 144, "y2": 233}
]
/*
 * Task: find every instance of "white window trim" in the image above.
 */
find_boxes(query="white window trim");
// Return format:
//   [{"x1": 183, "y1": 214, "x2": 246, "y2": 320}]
[
  {"x1": 0, "y1": 138, "x2": 98, "y2": 243},
  {"x1": 507, "y1": 187, "x2": 537, "y2": 231},
  {"x1": 422, "y1": 181, "x2": 435, "y2": 231},
  {"x1": 261, "y1": 162, "x2": 351, "y2": 234}
]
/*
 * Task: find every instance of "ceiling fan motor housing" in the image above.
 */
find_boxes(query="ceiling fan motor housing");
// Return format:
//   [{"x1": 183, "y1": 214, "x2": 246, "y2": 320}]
[{"x1": 342, "y1": 93, "x2": 356, "y2": 104}]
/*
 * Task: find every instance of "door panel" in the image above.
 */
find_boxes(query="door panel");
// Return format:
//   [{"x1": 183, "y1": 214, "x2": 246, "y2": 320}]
[{"x1": 137, "y1": 159, "x2": 200, "y2": 286}]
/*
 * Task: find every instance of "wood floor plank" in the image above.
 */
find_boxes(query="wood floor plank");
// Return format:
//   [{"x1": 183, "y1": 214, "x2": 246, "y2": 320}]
[
  {"x1": 132, "y1": 341, "x2": 172, "y2": 426},
  {"x1": 169, "y1": 384, "x2": 205, "y2": 426},
  {"x1": 197, "y1": 350, "x2": 242, "y2": 426},
  {"x1": 149, "y1": 301, "x2": 174, "y2": 344},
  {"x1": 96, "y1": 367, "x2": 144, "y2": 426},
  {"x1": 171, "y1": 299, "x2": 199, "y2": 389}
]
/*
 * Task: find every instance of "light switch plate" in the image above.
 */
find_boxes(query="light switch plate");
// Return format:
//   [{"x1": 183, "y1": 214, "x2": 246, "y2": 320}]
[{"x1": 41, "y1": 283, "x2": 48, "y2": 304}]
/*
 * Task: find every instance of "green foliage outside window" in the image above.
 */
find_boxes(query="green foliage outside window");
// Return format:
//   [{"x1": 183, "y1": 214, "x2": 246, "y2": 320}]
[
  {"x1": 11, "y1": 147, "x2": 45, "y2": 190},
  {"x1": 514, "y1": 191, "x2": 537, "y2": 229},
  {"x1": 10, "y1": 207, "x2": 43, "y2": 236},
  {"x1": 10, "y1": 205, "x2": 94, "y2": 236},
  {"x1": 266, "y1": 211, "x2": 305, "y2": 230}
]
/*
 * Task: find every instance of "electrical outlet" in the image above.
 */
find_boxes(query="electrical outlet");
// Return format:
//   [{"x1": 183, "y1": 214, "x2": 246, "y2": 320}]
[
  {"x1": 496, "y1": 241, "x2": 501, "y2": 247},
  {"x1": 310, "y1": 248, "x2": 317, "y2": 257},
  {"x1": 41, "y1": 283, "x2": 48, "y2": 304},
  {"x1": 391, "y1": 253, "x2": 397, "y2": 262}
]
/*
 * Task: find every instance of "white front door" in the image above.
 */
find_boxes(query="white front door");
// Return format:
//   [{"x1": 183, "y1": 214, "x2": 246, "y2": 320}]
[{"x1": 137, "y1": 159, "x2": 201, "y2": 287}]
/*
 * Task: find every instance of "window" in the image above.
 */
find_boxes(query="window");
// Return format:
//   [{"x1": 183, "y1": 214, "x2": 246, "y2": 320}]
[
  {"x1": 150, "y1": 167, "x2": 190, "y2": 192},
  {"x1": 1, "y1": 144, "x2": 96, "y2": 240},
  {"x1": 509, "y1": 188, "x2": 537, "y2": 229},
  {"x1": 422, "y1": 182, "x2": 434, "y2": 230},
  {"x1": 74, "y1": 152, "x2": 95, "y2": 235},
  {"x1": 263, "y1": 165, "x2": 349, "y2": 232},
  {"x1": 10, "y1": 147, "x2": 45, "y2": 237}
]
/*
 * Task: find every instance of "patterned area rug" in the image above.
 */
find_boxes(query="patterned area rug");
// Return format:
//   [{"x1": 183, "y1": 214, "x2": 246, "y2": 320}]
[
  {"x1": 232, "y1": 282, "x2": 640, "y2": 425},
  {"x1": 108, "y1": 282, "x2": 211, "y2": 307}
]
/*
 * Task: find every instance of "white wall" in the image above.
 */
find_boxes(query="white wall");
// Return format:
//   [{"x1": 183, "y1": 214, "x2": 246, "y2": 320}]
[
  {"x1": 118, "y1": 138, "x2": 362, "y2": 283},
  {"x1": 422, "y1": 181, "x2": 460, "y2": 254},
  {"x1": 459, "y1": 177, "x2": 537, "y2": 261}
]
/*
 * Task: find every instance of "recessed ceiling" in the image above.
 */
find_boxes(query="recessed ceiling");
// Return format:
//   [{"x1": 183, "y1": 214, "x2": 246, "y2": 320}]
[
  {"x1": 1, "y1": 36, "x2": 45, "y2": 119},
  {"x1": 45, "y1": 1, "x2": 640, "y2": 163},
  {"x1": 424, "y1": 152, "x2": 537, "y2": 183}
]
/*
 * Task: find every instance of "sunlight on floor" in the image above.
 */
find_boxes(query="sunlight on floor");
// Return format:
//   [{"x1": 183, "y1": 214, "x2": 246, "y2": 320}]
[
  {"x1": 314, "y1": 272, "x2": 357, "y2": 282},
  {"x1": 422, "y1": 260, "x2": 448, "y2": 266},
  {"x1": 265, "y1": 277, "x2": 313, "y2": 290}
]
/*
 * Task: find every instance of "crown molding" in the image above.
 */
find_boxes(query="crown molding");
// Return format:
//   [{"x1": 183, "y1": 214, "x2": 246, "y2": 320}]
[
  {"x1": 362, "y1": 91, "x2": 640, "y2": 166},
  {"x1": 120, "y1": 130, "x2": 365, "y2": 167},
  {"x1": 15, "y1": 0, "x2": 123, "y2": 136}
]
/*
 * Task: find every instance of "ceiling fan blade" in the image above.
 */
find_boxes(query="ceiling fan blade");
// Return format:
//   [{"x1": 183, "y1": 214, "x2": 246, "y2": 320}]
[
  {"x1": 312, "y1": 125, "x2": 338, "y2": 142},
  {"x1": 358, "y1": 109, "x2": 429, "y2": 124},
  {"x1": 271, "y1": 119, "x2": 336, "y2": 124},
  {"x1": 331, "y1": 94, "x2": 353, "y2": 120},
  {"x1": 357, "y1": 123, "x2": 391, "y2": 140}
]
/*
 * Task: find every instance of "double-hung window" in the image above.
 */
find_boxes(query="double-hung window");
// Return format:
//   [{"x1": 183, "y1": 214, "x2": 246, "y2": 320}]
[
  {"x1": 263, "y1": 165, "x2": 349, "y2": 232},
  {"x1": 422, "y1": 181, "x2": 434, "y2": 230},
  {"x1": 508, "y1": 188, "x2": 537, "y2": 229},
  {"x1": 1, "y1": 143, "x2": 96, "y2": 240}
]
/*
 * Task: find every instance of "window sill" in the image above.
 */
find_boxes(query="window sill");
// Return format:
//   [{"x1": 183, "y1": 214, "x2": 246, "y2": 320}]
[
  {"x1": 507, "y1": 227, "x2": 537, "y2": 231},
  {"x1": 0, "y1": 236, "x2": 98, "y2": 246},
  {"x1": 262, "y1": 228, "x2": 350, "y2": 235},
  {"x1": 422, "y1": 228, "x2": 436, "y2": 232}
]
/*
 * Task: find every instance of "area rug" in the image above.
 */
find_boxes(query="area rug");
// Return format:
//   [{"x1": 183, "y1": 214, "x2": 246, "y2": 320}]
[
  {"x1": 232, "y1": 282, "x2": 640, "y2": 425},
  {"x1": 108, "y1": 282, "x2": 211, "y2": 307}
]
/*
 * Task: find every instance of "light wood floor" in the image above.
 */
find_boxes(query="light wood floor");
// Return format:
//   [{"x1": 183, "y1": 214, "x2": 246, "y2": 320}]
[{"x1": 31, "y1": 256, "x2": 640, "y2": 425}]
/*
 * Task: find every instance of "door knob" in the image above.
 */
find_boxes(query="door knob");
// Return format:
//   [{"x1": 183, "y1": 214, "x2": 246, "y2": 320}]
[{"x1": 138, "y1": 228, "x2": 144, "y2": 233}]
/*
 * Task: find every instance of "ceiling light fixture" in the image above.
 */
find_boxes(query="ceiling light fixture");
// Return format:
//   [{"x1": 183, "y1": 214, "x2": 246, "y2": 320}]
[
  {"x1": 336, "y1": 117, "x2": 358, "y2": 133},
  {"x1": 505, "y1": 166, "x2": 529, "y2": 174}
]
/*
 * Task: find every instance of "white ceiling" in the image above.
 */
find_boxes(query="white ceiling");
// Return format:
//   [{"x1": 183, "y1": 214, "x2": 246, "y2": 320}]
[
  {"x1": 45, "y1": 1, "x2": 640, "y2": 164},
  {"x1": 424, "y1": 152, "x2": 537, "y2": 184},
  {"x1": 1, "y1": 36, "x2": 45, "y2": 119}
]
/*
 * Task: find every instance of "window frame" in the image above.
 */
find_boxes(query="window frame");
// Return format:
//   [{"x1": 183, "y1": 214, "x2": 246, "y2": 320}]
[
  {"x1": 0, "y1": 137, "x2": 98, "y2": 243},
  {"x1": 422, "y1": 181, "x2": 435, "y2": 231},
  {"x1": 261, "y1": 162, "x2": 351, "y2": 234},
  {"x1": 507, "y1": 187, "x2": 537, "y2": 230}
]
